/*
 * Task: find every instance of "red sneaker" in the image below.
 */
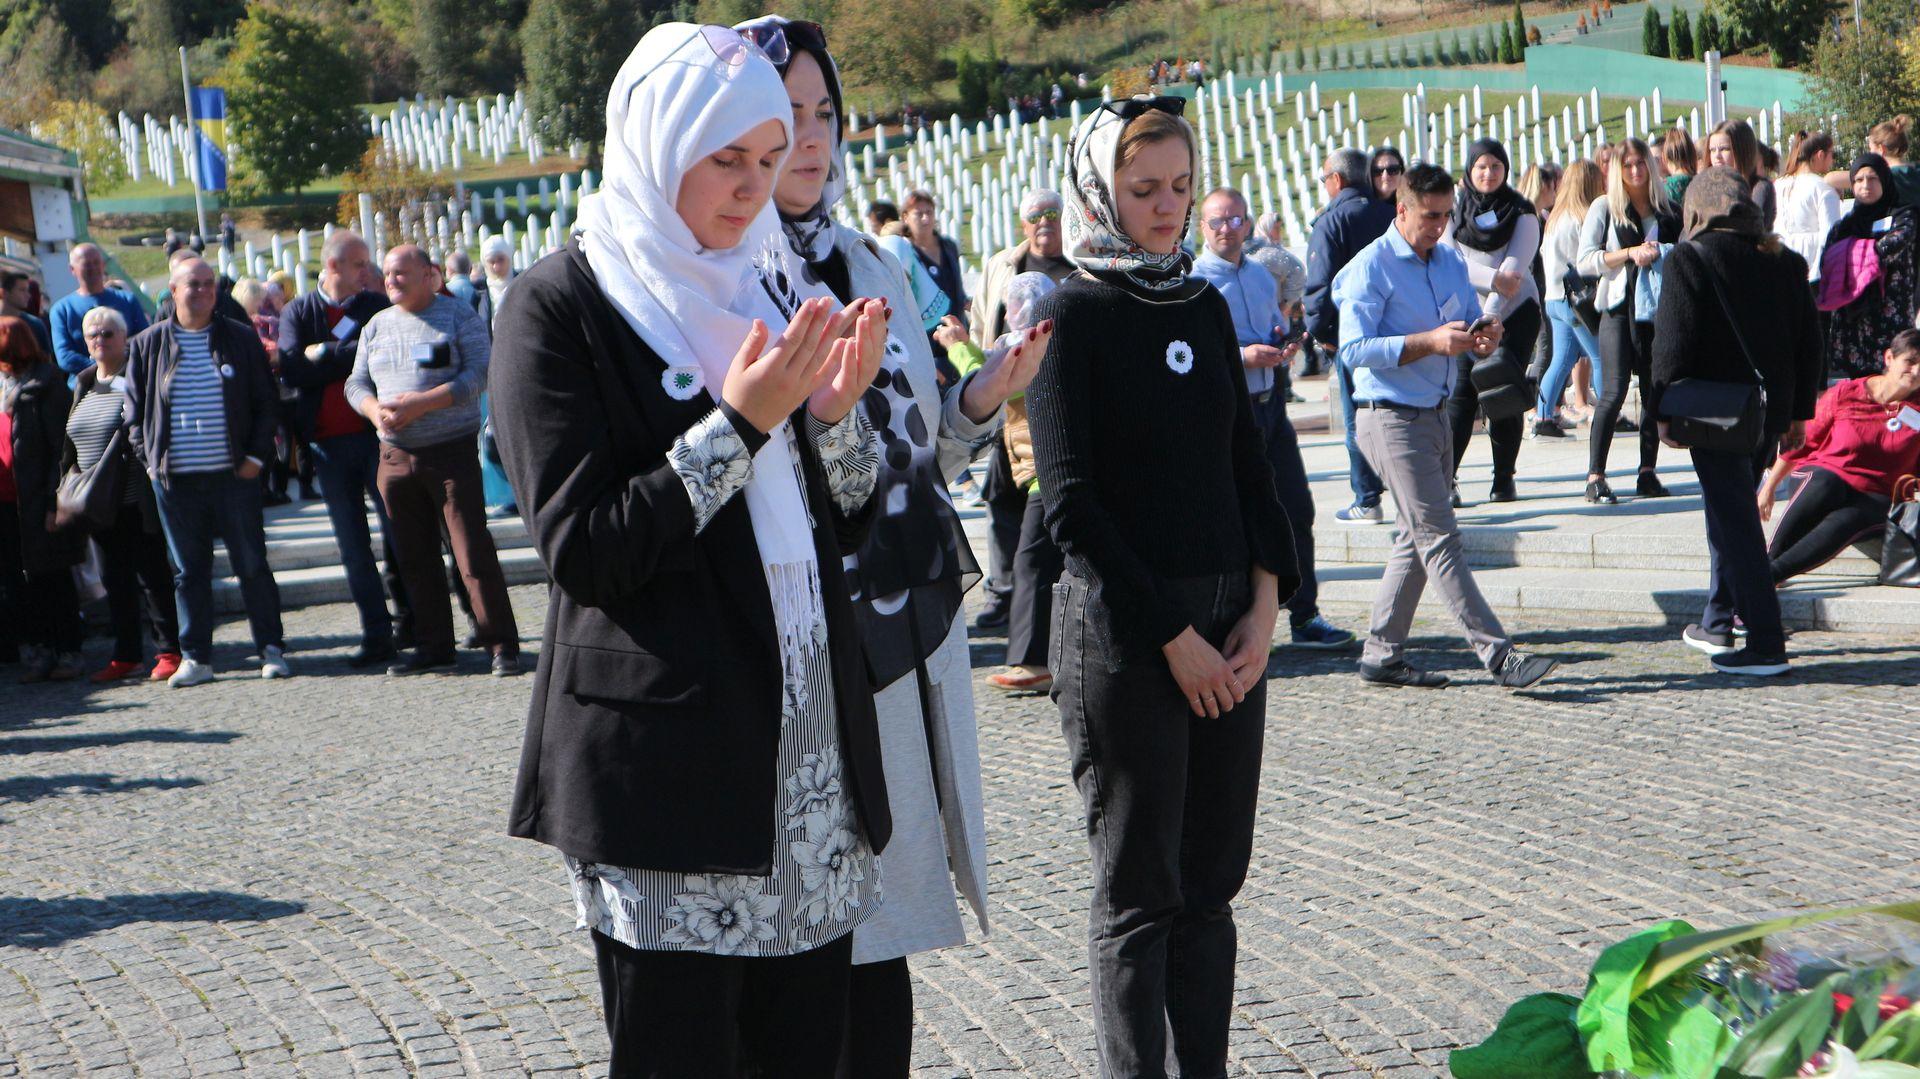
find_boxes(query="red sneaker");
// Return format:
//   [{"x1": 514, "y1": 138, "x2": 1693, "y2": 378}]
[
  {"x1": 91, "y1": 660, "x2": 142, "y2": 683},
  {"x1": 987, "y1": 667, "x2": 1054, "y2": 693},
  {"x1": 149, "y1": 653, "x2": 183, "y2": 682}
]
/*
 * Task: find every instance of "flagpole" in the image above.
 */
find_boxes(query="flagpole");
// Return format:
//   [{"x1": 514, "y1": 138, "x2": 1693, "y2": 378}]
[{"x1": 179, "y1": 46, "x2": 210, "y2": 244}]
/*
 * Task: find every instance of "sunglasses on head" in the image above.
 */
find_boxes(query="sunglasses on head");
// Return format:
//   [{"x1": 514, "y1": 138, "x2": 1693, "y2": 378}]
[
  {"x1": 700, "y1": 23, "x2": 788, "y2": 69},
  {"x1": 1025, "y1": 208, "x2": 1061, "y2": 223},
  {"x1": 1096, "y1": 95, "x2": 1188, "y2": 122},
  {"x1": 732, "y1": 18, "x2": 828, "y2": 67}
]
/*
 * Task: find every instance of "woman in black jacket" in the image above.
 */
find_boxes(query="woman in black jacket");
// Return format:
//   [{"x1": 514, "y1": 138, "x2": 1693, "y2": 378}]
[
  {"x1": 61, "y1": 306, "x2": 181, "y2": 682},
  {"x1": 0, "y1": 316, "x2": 84, "y2": 681},
  {"x1": 1026, "y1": 97, "x2": 1299, "y2": 1078},
  {"x1": 1653, "y1": 168, "x2": 1823, "y2": 678},
  {"x1": 487, "y1": 24, "x2": 887, "y2": 1074}
]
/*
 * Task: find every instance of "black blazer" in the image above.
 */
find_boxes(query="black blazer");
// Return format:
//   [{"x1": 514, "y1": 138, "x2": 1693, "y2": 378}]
[{"x1": 488, "y1": 239, "x2": 890, "y2": 873}]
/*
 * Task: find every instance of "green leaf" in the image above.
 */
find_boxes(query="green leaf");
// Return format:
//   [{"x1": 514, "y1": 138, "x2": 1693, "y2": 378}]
[
  {"x1": 1451, "y1": 993, "x2": 1596, "y2": 1079},
  {"x1": 1642, "y1": 994, "x2": 1737, "y2": 1079},
  {"x1": 1841, "y1": 972, "x2": 1890, "y2": 1050},
  {"x1": 1857, "y1": 1063, "x2": 1920, "y2": 1078},
  {"x1": 1640, "y1": 904, "x2": 1920, "y2": 996},
  {"x1": 1722, "y1": 973, "x2": 1842, "y2": 1078},
  {"x1": 1860, "y1": 1011, "x2": 1920, "y2": 1063},
  {"x1": 1578, "y1": 920, "x2": 1698, "y2": 1072}
]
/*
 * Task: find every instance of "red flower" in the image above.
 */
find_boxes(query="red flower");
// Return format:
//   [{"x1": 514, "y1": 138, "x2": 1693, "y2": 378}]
[
  {"x1": 1882, "y1": 995, "x2": 1914, "y2": 1020},
  {"x1": 1834, "y1": 992, "x2": 1854, "y2": 1014}
]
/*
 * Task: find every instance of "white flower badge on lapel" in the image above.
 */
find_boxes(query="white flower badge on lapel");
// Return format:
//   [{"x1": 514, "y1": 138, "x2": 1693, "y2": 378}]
[
  {"x1": 1165, "y1": 340, "x2": 1195, "y2": 375},
  {"x1": 662, "y1": 364, "x2": 705, "y2": 401}
]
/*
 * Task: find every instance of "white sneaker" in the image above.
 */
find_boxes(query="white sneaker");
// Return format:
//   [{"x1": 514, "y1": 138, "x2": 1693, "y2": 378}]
[
  {"x1": 261, "y1": 645, "x2": 291, "y2": 679},
  {"x1": 168, "y1": 658, "x2": 216, "y2": 688}
]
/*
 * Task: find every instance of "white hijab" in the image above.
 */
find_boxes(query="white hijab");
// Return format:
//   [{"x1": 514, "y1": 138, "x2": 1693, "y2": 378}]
[{"x1": 576, "y1": 24, "x2": 826, "y2": 670}]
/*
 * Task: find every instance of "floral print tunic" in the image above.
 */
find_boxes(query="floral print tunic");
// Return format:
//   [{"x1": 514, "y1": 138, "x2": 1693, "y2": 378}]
[
  {"x1": 566, "y1": 405, "x2": 884, "y2": 957},
  {"x1": 1826, "y1": 207, "x2": 1919, "y2": 381}
]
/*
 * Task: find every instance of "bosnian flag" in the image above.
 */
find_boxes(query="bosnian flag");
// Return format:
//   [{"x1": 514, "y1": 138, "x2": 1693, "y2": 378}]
[{"x1": 191, "y1": 86, "x2": 228, "y2": 192}]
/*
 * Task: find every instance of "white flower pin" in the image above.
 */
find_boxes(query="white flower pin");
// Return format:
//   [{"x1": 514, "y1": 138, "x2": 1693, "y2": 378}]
[
  {"x1": 218, "y1": 363, "x2": 235, "y2": 379},
  {"x1": 662, "y1": 364, "x2": 704, "y2": 401},
  {"x1": 1165, "y1": 340, "x2": 1195, "y2": 375}
]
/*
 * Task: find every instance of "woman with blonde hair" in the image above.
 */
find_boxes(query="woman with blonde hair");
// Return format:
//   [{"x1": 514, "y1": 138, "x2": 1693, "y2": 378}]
[
  {"x1": 1537, "y1": 158, "x2": 1607, "y2": 438},
  {"x1": 1576, "y1": 136, "x2": 1681, "y2": 502}
]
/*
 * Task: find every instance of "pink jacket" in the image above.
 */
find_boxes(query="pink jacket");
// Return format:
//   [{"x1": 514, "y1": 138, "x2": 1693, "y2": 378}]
[{"x1": 1817, "y1": 236, "x2": 1883, "y2": 311}]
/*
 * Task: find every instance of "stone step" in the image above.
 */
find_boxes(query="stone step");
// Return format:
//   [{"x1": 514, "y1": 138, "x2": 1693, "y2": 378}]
[
  {"x1": 218, "y1": 514, "x2": 530, "y2": 576},
  {"x1": 215, "y1": 544, "x2": 547, "y2": 615}
]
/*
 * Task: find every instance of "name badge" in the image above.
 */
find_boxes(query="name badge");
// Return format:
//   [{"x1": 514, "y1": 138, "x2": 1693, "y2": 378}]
[
  {"x1": 1893, "y1": 405, "x2": 1920, "y2": 432},
  {"x1": 1473, "y1": 210, "x2": 1500, "y2": 229},
  {"x1": 1439, "y1": 293, "x2": 1461, "y2": 320},
  {"x1": 331, "y1": 316, "x2": 357, "y2": 341},
  {"x1": 1874, "y1": 217, "x2": 1894, "y2": 234}
]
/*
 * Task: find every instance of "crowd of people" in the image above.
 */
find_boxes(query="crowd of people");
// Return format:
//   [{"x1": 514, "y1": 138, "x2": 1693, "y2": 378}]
[{"x1": 5, "y1": 19, "x2": 1919, "y2": 1071}]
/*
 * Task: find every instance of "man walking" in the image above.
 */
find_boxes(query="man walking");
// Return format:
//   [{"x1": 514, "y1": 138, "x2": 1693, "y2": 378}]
[
  {"x1": 1193, "y1": 186, "x2": 1355, "y2": 651},
  {"x1": 123, "y1": 257, "x2": 289, "y2": 686},
  {"x1": 1333, "y1": 165, "x2": 1556, "y2": 690},
  {"x1": 277, "y1": 230, "x2": 399, "y2": 667},
  {"x1": 48, "y1": 244, "x2": 148, "y2": 378},
  {"x1": 346, "y1": 245, "x2": 519, "y2": 677},
  {"x1": 1304, "y1": 149, "x2": 1397, "y2": 524}
]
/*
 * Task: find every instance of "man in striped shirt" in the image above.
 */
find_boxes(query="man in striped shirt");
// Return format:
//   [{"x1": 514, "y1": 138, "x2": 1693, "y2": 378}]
[{"x1": 123, "y1": 257, "x2": 289, "y2": 687}]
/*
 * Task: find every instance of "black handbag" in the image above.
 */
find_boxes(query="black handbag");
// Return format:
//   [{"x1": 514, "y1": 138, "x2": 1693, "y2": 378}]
[
  {"x1": 1561, "y1": 263, "x2": 1601, "y2": 333},
  {"x1": 1880, "y1": 476, "x2": 1920, "y2": 588},
  {"x1": 1659, "y1": 243, "x2": 1768, "y2": 455},
  {"x1": 54, "y1": 424, "x2": 130, "y2": 534}
]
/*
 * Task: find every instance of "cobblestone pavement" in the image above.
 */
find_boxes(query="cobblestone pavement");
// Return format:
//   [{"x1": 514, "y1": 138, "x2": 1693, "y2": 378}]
[{"x1": 3, "y1": 584, "x2": 1917, "y2": 1077}]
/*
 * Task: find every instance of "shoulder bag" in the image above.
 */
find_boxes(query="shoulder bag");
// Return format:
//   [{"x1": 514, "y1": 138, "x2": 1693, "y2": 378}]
[
  {"x1": 1657, "y1": 243, "x2": 1768, "y2": 455},
  {"x1": 53, "y1": 425, "x2": 130, "y2": 534},
  {"x1": 1880, "y1": 476, "x2": 1920, "y2": 588}
]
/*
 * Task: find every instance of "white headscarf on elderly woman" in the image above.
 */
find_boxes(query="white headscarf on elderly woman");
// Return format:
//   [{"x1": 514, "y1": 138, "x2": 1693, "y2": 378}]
[{"x1": 573, "y1": 22, "x2": 828, "y2": 667}]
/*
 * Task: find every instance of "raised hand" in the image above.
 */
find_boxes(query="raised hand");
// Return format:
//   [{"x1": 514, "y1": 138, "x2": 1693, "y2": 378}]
[
  {"x1": 807, "y1": 298, "x2": 888, "y2": 424},
  {"x1": 961, "y1": 318, "x2": 1053, "y2": 421},
  {"x1": 720, "y1": 297, "x2": 839, "y2": 434}
]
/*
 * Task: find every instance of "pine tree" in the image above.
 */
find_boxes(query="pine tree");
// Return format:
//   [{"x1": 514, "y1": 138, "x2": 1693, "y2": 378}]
[
  {"x1": 1670, "y1": 7, "x2": 1694, "y2": 59},
  {"x1": 1496, "y1": 22, "x2": 1513, "y2": 63},
  {"x1": 1511, "y1": 0, "x2": 1528, "y2": 59},
  {"x1": 1293, "y1": 41, "x2": 1307, "y2": 70},
  {"x1": 1697, "y1": 7, "x2": 1721, "y2": 53},
  {"x1": 1475, "y1": 26, "x2": 1492, "y2": 64},
  {"x1": 1452, "y1": 30, "x2": 1467, "y2": 65},
  {"x1": 1642, "y1": 5, "x2": 1668, "y2": 57}
]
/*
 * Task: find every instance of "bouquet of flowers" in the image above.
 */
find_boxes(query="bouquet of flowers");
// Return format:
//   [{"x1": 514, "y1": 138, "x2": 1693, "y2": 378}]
[{"x1": 1451, "y1": 901, "x2": 1920, "y2": 1079}]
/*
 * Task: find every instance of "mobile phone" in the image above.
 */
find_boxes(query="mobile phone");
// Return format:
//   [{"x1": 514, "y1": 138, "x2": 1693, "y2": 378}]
[{"x1": 1467, "y1": 315, "x2": 1496, "y2": 334}]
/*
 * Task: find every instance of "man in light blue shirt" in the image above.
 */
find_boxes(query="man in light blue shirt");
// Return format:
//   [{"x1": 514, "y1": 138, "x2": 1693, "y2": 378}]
[
  {"x1": 48, "y1": 244, "x2": 149, "y2": 379},
  {"x1": 1193, "y1": 187, "x2": 1355, "y2": 651},
  {"x1": 1332, "y1": 163, "x2": 1556, "y2": 690}
]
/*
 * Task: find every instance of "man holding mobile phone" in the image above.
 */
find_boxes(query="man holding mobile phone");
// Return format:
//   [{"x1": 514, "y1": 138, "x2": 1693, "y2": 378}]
[
  {"x1": 347, "y1": 245, "x2": 520, "y2": 678},
  {"x1": 1333, "y1": 165, "x2": 1557, "y2": 690}
]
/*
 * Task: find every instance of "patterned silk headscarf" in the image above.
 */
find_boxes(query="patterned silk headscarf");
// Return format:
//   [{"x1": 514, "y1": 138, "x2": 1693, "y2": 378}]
[
  {"x1": 1063, "y1": 98, "x2": 1206, "y2": 300},
  {"x1": 737, "y1": 15, "x2": 848, "y2": 265}
]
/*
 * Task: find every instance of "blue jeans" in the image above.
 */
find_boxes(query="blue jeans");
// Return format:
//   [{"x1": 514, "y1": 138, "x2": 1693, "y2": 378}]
[
  {"x1": 310, "y1": 430, "x2": 394, "y2": 643},
  {"x1": 153, "y1": 470, "x2": 284, "y2": 663},
  {"x1": 1539, "y1": 300, "x2": 1604, "y2": 421},
  {"x1": 1332, "y1": 355, "x2": 1385, "y2": 507}
]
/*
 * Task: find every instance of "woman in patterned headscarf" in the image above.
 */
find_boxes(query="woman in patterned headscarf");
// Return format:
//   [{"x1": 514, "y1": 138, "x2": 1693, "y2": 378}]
[{"x1": 1024, "y1": 96, "x2": 1298, "y2": 1077}]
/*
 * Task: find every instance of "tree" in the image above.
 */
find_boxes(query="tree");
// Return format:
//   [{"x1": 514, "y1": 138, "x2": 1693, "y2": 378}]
[
  {"x1": 1670, "y1": 7, "x2": 1694, "y2": 58},
  {"x1": 1293, "y1": 41, "x2": 1307, "y2": 70},
  {"x1": 1474, "y1": 26, "x2": 1492, "y2": 63},
  {"x1": 0, "y1": 11, "x2": 87, "y2": 126},
  {"x1": 1697, "y1": 5, "x2": 1721, "y2": 52},
  {"x1": 1511, "y1": 0, "x2": 1528, "y2": 58},
  {"x1": 522, "y1": 0, "x2": 641, "y2": 158},
  {"x1": 832, "y1": 0, "x2": 953, "y2": 107},
  {"x1": 1496, "y1": 22, "x2": 1514, "y2": 63},
  {"x1": 33, "y1": 99, "x2": 129, "y2": 195},
  {"x1": 220, "y1": 8, "x2": 365, "y2": 198},
  {"x1": 1808, "y1": 21, "x2": 1920, "y2": 144},
  {"x1": 1641, "y1": 5, "x2": 1668, "y2": 56},
  {"x1": 1717, "y1": 0, "x2": 1835, "y2": 65},
  {"x1": 1451, "y1": 30, "x2": 1467, "y2": 64}
]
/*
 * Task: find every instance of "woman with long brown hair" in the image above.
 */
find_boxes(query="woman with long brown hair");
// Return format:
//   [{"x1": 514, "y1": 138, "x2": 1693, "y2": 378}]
[
  {"x1": 1773, "y1": 132, "x2": 1841, "y2": 282},
  {"x1": 0, "y1": 316, "x2": 84, "y2": 681},
  {"x1": 1706, "y1": 119, "x2": 1776, "y2": 230}
]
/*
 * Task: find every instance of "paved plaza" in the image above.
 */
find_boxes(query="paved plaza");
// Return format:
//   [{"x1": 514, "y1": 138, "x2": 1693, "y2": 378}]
[{"x1": 4, "y1": 571, "x2": 1918, "y2": 1076}]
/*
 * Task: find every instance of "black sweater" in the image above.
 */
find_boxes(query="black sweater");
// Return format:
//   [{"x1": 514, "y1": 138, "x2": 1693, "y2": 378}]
[
  {"x1": 1026, "y1": 272, "x2": 1299, "y2": 656},
  {"x1": 1651, "y1": 233, "x2": 1824, "y2": 438}
]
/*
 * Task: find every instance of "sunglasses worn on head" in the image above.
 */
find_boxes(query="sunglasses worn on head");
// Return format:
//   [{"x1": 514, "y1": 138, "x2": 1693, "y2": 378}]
[
  {"x1": 1025, "y1": 208, "x2": 1061, "y2": 223},
  {"x1": 1096, "y1": 95, "x2": 1188, "y2": 122},
  {"x1": 700, "y1": 24, "x2": 788, "y2": 70}
]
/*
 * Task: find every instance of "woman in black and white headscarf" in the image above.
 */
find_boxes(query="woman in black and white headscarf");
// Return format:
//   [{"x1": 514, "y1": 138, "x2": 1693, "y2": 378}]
[
  {"x1": 739, "y1": 15, "x2": 1049, "y2": 1074},
  {"x1": 1025, "y1": 96, "x2": 1297, "y2": 1077}
]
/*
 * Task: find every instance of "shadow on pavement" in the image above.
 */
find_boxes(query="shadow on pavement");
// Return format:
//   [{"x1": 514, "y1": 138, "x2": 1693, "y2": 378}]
[
  {"x1": 0, "y1": 892, "x2": 306, "y2": 949},
  {"x1": 0, "y1": 773, "x2": 205, "y2": 818},
  {"x1": 0, "y1": 729, "x2": 239, "y2": 756}
]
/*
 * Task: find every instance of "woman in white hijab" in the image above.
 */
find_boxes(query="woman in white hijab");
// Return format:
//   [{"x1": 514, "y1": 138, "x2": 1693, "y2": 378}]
[
  {"x1": 739, "y1": 15, "x2": 1050, "y2": 1075},
  {"x1": 486, "y1": 23, "x2": 890, "y2": 1074}
]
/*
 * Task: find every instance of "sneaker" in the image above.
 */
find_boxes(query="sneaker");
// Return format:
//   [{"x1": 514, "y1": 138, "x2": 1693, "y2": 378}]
[
  {"x1": 1335, "y1": 502, "x2": 1383, "y2": 524},
  {"x1": 348, "y1": 639, "x2": 398, "y2": 669},
  {"x1": 1532, "y1": 419, "x2": 1570, "y2": 439},
  {"x1": 261, "y1": 644, "x2": 292, "y2": 680},
  {"x1": 1635, "y1": 472, "x2": 1671, "y2": 498},
  {"x1": 1681, "y1": 623, "x2": 1738, "y2": 656},
  {"x1": 491, "y1": 652, "x2": 524, "y2": 678},
  {"x1": 1493, "y1": 650, "x2": 1558, "y2": 689},
  {"x1": 149, "y1": 652, "x2": 182, "y2": 681},
  {"x1": 1711, "y1": 648, "x2": 1790, "y2": 677},
  {"x1": 986, "y1": 666, "x2": 1054, "y2": 693},
  {"x1": 46, "y1": 651, "x2": 85, "y2": 681},
  {"x1": 388, "y1": 649, "x2": 458, "y2": 677},
  {"x1": 1290, "y1": 616, "x2": 1357, "y2": 650},
  {"x1": 168, "y1": 658, "x2": 216, "y2": 688},
  {"x1": 1731, "y1": 618, "x2": 1749, "y2": 639},
  {"x1": 973, "y1": 596, "x2": 1011, "y2": 631},
  {"x1": 1358, "y1": 660, "x2": 1449, "y2": 688},
  {"x1": 90, "y1": 660, "x2": 143, "y2": 683}
]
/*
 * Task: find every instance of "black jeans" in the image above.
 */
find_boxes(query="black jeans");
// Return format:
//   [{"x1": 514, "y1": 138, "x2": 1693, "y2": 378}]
[
  {"x1": 1446, "y1": 300, "x2": 1538, "y2": 488},
  {"x1": 981, "y1": 438, "x2": 1028, "y2": 603},
  {"x1": 1693, "y1": 448, "x2": 1786, "y2": 654},
  {"x1": 1006, "y1": 493, "x2": 1065, "y2": 667},
  {"x1": 1590, "y1": 313, "x2": 1661, "y2": 478},
  {"x1": 0, "y1": 506, "x2": 83, "y2": 655},
  {"x1": 1769, "y1": 466, "x2": 1888, "y2": 582},
  {"x1": 1250, "y1": 393, "x2": 1319, "y2": 628},
  {"x1": 592, "y1": 930, "x2": 852, "y2": 1078},
  {"x1": 837, "y1": 955, "x2": 912, "y2": 1077},
  {"x1": 1052, "y1": 571, "x2": 1266, "y2": 1079},
  {"x1": 96, "y1": 503, "x2": 180, "y2": 663}
]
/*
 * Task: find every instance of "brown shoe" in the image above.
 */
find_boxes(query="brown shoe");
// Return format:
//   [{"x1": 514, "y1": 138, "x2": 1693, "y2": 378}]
[{"x1": 987, "y1": 667, "x2": 1053, "y2": 693}]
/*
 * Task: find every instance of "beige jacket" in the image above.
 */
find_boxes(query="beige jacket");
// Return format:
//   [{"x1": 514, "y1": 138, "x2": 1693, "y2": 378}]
[{"x1": 971, "y1": 241, "x2": 1043, "y2": 489}]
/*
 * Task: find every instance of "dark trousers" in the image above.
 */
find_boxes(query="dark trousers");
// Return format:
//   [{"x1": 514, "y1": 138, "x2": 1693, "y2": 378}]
[
  {"x1": 310, "y1": 430, "x2": 395, "y2": 645},
  {"x1": 375, "y1": 436, "x2": 517, "y2": 657},
  {"x1": 1332, "y1": 355, "x2": 1386, "y2": 507},
  {"x1": 837, "y1": 955, "x2": 912, "y2": 1078},
  {"x1": 1769, "y1": 466, "x2": 1887, "y2": 582},
  {"x1": 1446, "y1": 300, "x2": 1537, "y2": 487},
  {"x1": 1006, "y1": 493, "x2": 1065, "y2": 667},
  {"x1": 1053, "y1": 571, "x2": 1265, "y2": 1079},
  {"x1": 1590, "y1": 313, "x2": 1661, "y2": 477},
  {"x1": 96, "y1": 504, "x2": 180, "y2": 663},
  {"x1": 1251, "y1": 393, "x2": 1320, "y2": 627},
  {"x1": 266, "y1": 399, "x2": 313, "y2": 499},
  {"x1": 0, "y1": 507, "x2": 83, "y2": 655},
  {"x1": 592, "y1": 930, "x2": 852, "y2": 1078},
  {"x1": 981, "y1": 438, "x2": 1028, "y2": 602},
  {"x1": 1693, "y1": 448, "x2": 1786, "y2": 654},
  {"x1": 153, "y1": 471, "x2": 284, "y2": 663}
]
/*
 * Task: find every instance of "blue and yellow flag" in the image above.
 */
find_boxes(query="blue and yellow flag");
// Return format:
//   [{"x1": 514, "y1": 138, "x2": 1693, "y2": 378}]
[{"x1": 190, "y1": 86, "x2": 228, "y2": 192}]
